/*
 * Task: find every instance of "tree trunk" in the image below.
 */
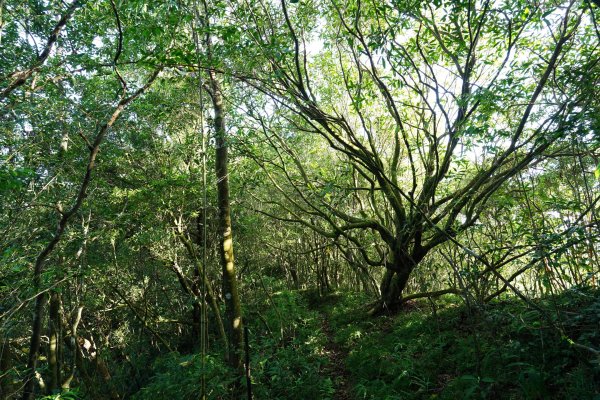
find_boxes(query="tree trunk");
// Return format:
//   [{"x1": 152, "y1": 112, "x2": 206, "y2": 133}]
[
  {"x1": 375, "y1": 269, "x2": 406, "y2": 313},
  {"x1": 191, "y1": 301, "x2": 201, "y2": 348},
  {"x1": 48, "y1": 291, "x2": 62, "y2": 394},
  {"x1": 22, "y1": 293, "x2": 47, "y2": 400},
  {"x1": 289, "y1": 266, "x2": 300, "y2": 290},
  {"x1": 61, "y1": 306, "x2": 83, "y2": 390},
  {"x1": 209, "y1": 69, "x2": 244, "y2": 376},
  {"x1": 95, "y1": 355, "x2": 119, "y2": 400},
  {"x1": 172, "y1": 237, "x2": 229, "y2": 352},
  {"x1": 0, "y1": 339, "x2": 12, "y2": 398},
  {"x1": 191, "y1": 266, "x2": 229, "y2": 354},
  {"x1": 369, "y1": 247, "x2": 424, "y2": 315}
]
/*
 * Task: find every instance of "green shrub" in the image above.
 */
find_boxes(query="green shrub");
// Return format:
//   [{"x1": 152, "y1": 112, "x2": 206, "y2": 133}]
[
  {"x1": 131, "y1": 353, "x2": 232, "y2": 400},
  {"x1": 249, "y1": 290, "x2": 333, "y2": 399}
]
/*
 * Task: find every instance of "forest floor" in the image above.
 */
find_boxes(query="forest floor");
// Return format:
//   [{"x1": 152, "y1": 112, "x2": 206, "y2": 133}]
[
  {"x1": 319, "y1": 311, "x2": 353, "y2": 400},
  {"x1": 304, "y1": 287, "x2": 600, "y2": 400},
  {"x1": 131, "y1": 287, "x2": 600, "y2": 400}
]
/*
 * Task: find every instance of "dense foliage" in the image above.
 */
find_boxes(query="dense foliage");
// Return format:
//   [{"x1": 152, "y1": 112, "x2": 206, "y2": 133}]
[{"x1": 1, "y1": 0, "x2": 598, "y2": 399}]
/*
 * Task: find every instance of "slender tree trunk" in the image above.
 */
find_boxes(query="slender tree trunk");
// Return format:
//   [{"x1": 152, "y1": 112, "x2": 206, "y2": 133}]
[
  {"x1": 48, "y1": 291, "x2": 62, "y2": 394},
  {"x1": 0, "y1": 339, "x2": 12, "y2": 398},
  {"x1": 289, "y1": 266, "x2": 299, "y2": 290},
  {"x1": 196, "y1": 6, "x2": 244, "y2": 384},
  {"x1": 191, "y1": 301, "x2": 201, "y2": 346},
  {"x1": 22, "y1": 293, "x2": 47, "y2": 399},
  {"x1": 210, "y1": 72, "x2": 244, "y2": 372},
  {"x1": 173, "y1": 236, "x2": 229, "y2": 353},
  {"x1": 61, "y1": 306, "x2": 83, "y2": 390},
  {"x1": 95, "y1": 355, "x2": 119, "y2": 400}
]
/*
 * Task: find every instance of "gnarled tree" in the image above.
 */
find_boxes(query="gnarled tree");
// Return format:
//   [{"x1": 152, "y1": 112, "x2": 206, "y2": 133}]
[{"x1": 230, "y1": 0, "x2": 599, "y2": 311}]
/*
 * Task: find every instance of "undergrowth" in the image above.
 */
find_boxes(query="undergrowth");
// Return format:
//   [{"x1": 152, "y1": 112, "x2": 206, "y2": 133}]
[
  {"x1": 129, "y1": 286, "x2": 599, "y2": 399},
  {"x1": 249, "y1": 290, "x2": 332, "y2": 399},
  {"x1": 130, "y1": 290, "x2": 332, "y2": 400},
  {"x1": 321, "y1": 287, "x2": 600, "y2": 400}
]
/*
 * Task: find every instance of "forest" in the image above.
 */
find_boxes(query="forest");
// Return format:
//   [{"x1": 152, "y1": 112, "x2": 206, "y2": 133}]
[{"x1": 0, "y1": 0, "x2": 599, "y2": 399}]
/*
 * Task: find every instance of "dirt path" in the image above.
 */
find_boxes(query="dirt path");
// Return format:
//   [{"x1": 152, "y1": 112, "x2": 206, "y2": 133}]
[{"x1": 320, "y1": 313, "x2": 353, "y2": 400}]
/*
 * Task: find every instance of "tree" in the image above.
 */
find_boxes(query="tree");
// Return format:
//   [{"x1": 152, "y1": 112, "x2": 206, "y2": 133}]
[
  {"x1": 228, "y1": 0, "x2": 599, "y2": 311},
  {"x1": 196, "y1": 0, "x2": 245, "y2": 385},
  {"x1": 1, "y1": 1, "x2": 172, "y2": 397}
]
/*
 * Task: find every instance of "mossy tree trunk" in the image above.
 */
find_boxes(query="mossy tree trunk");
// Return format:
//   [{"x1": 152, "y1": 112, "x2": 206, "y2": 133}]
[
  {"x1": 209, "y1": 69, "x2": 244, "y2": 373},
  {"x1": 198, "y1": 0, "x2": 245, "y2": 382},
  {"x1": 371, "y1": 244, "x2": 428, "y2": 315}
]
